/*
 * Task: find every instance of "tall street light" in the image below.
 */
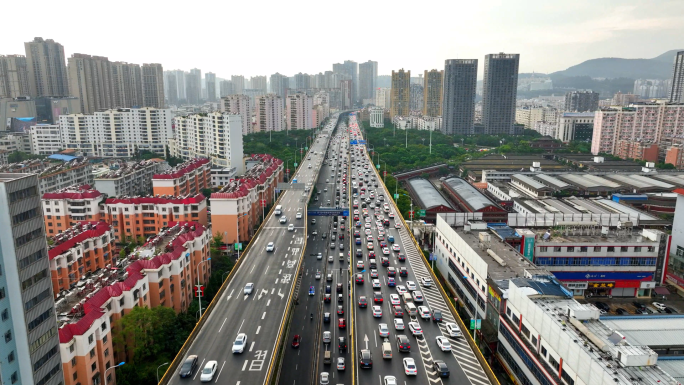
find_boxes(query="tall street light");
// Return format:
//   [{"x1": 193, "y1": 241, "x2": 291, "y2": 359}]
[
  {"x1": 157, "y1": 362, "x2": 170, "y2": 383},
  {"x1": 401, "y1": 193, "x2": 415, "y2": 235},
  {"x1": 197, "y1": 257, "x2": 212, "y2": 318},
  {"x1": 104, "y1": 362, "x2": 125, "y2": 385}
]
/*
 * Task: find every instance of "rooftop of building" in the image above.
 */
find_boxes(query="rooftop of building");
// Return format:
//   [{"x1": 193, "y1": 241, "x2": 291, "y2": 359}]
[
  {"x1": 48, "y1": 221, "x2": 111, "y2": 260},
  {"x1": 443, "y1": 177, "x2": 499, "y2": 212},
  {"x1": 94, "y1": 159, "x2": 165, "y2": 180},
  {"x1": 105, "y1": 193, "x2": 205, "y2": 205},
  {"x1": 494, "y1": 276, "x2": 573, "y2": 299},
  {"x1": 599, "y1": 315, "x2": 684, "y2": 349},
  {"x1": 528, "y1": 296, "x2": 675, "y2": 385},
  {"x1": 0, "y1": 172, "x2": 35, "y2": 183},
  {"x1": 42, "y1": 184, "x2": 102, "y2": 200},
  {"x1": 152, "y1": 157, "x2": 210, "y2": 180},
  {"x1": 212, "y1": 154, "x2": 282, "y2": 199},
  {"x1": 406, "y1": 178, "x2": 454, "y2": 210},
  {"x1": 0, "y1": 157, "x2": 90, "y2": 178},
  {"x1": 561, "y1": 112, "x2": 595, "y2": 117},
  {"x1": 459, "y1": 154, "x2": 568, "y2": 172},
  {"x1": 533, "y1": 225, "x2": 663, "y2": 244}
]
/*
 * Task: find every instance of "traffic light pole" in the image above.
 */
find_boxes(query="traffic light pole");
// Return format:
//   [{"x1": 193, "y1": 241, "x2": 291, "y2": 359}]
[{"x1": 197, "y1": 258, "x2": 211, "y2": 319}]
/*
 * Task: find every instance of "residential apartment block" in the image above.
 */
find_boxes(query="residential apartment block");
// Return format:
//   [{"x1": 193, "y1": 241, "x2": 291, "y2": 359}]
[
  {"x1": 220, "y1": 95, "x2": 252, "y2": 135},
  {"x1": 564, "y1": 90, "x2": 599, "y2": 112},
  {"x1": 375, "y1": 87, "x2": 391, "y2": 109},
  {"x1": 423, "y1": 69, "x2": 443, "y2": 117},
  {"x1": 482, "y1": 53, "x2": 519, "y2": 135},
  {"x1": 29, "y1": 124, "x2": 63, "y2": 155},
  {"x1": 515, "y1": 107, "x2": 558, "y2": 130},
  {"x1": 255, "y1": 94, "x2": 284, "y2": 132},
  {"x1": 0, "y1": 158, "x2": 93, "y2": 195},
  {"x1": 0, "y1": 173, "x2": 63, "y2": 385},
  {"x1": 668, "y1": 51, "x2": 684, "y2": 103},
  {"x1": 58, "y1": 107, "x2": 173, "y2": 158},
  {"x1": 556, "y1": 112, "x2": 594, "y2": 142},
  {"x1": 94, "y1": 159, "x2": 167, "y2": 197},
  {"x1": 25, "y1": 37, "x2": 69, "y2": 97},
  {"x1": 442, "y1": 59, "x2": 477, "y2": 135},
  {"x1": 171, "y1": 113, "x2": 244, "y2": 171},
  {"x1": 390, "y1": 69, "x2": 410, "y2": 119},
  {"x1": 67, "y1": 54, "x2": 114, "y2": 114},
  {"x1": 152, "y1": 158, "x2": 212, "y2": 196},
  {"x1": 48, "y1": 221, "x2": 115, "y2": 296},
  {"x1": 211, "y1": 154, "x2": 283, "y2": 243},
  {"x1": 286, "y1": 93, "x2": 313, "y2": 130},
  {"x1": 0, "y1": 55, "x2": 30, "y2": 98},
  {"x1": 42, "y1": 185, "x2": 104, "y2": 233}
]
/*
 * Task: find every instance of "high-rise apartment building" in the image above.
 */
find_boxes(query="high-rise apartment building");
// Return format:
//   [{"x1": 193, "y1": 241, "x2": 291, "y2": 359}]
[
  {"x1": 293, "y1": 73, "x2": 310, "y2": 90},
  {"x1": 482, "y1": 53, "x2": 519, "y2": 134},
  {"x1": 423, "y1": 69, "x2": 443, "y2": 117},
  {"x1": 166, "y1": 72, "x2": 178, "y2": 105},
  {"x1": 185, "y1": 69, "x2": 201, "y2": 105},
  {"x1": 409, "y1": 84, "x2": 423, "y2": 112},
  {"x1": 142, "y1": 63, "x2": 165, "y2": 108},
  {"x1": 205, "y1": 72, "x2": 216, "y2": 102},
  {"x1": 251, "y1": 76, "x2": 267, "y2": 94},
  {"x1": 269, "y1": 73, "x2": 289, "y2": 100},
  {"x1": 67, "y1": 54, "x2": 114, "y2": 114},
  {"x1": 220, "y1": 95, "x2": 252, "y2": 134},
  {"x1": 24, "y1": 37, "x2": 69, "y2": 97},
  {"x1": 441, "y1": 59, "x2": 477, "y2": 135},
  {"x1": 256, "y1": 94, "x2": 284, "y2": 133},
  {"x1": 286, "y1": 93, "x2": 313, "y2": 130},
  {"x1": 333, "y1": 61, "x2": 358, "y2": 103},
  {"x1": 375, "y1": 87, "x2": 391, "y2": 109},
  {"x1": 0, "y1": 174, "x2": 63, "y2": 385},
  {"x1": 564, "y1": 90, "x2": 599, "y2": 112},
  {"x1": 231, "y1": 75, "x2": 245, "y2": 94},
  {"x1": 219, "y1": 80, "x2": 234, "y2": 97},
  {"x1": 359, "y1": 60, "x2": 378, "y2": 103},
  {"x1": 173, "y1": 69, "x2": 186, "y2": 100},
  {"x1": 341, "y1": 80, "x2": 353, "y2": 109},
  {"x1": 111, "y1": 62, "x2": 143, "y2": 108},
  {"x1": 172, "y1": 114, "x2": 244, "y2": 172},
  {"x1": 0, "y1": 55, "x2": 30, "y2": 98},
  {"x1": 390, "y1": 69, "x2": 410, "y2": 119},
  {"x1": 669, "y1": 51, "x2": 684, "y2": 103},
  {"x1": 634, "y1": 79, "x2": 671, "y2": 99}
]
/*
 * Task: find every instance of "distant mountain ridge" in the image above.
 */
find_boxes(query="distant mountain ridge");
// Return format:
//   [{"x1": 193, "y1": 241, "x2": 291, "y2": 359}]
[{"x1": 549, "y1": 49, "x2": 682, "y2": 79}]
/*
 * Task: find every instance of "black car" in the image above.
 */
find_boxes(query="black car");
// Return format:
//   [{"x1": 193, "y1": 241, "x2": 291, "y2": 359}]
[
  {"x1": 432, "y1": 309, "x2": 443, "y2": 322},
  {"x1": 396, "y1": 335, "x2": 411, "y2": 352},
  {"x1": 337, "y1": 283, "x2": 343, "y2": 293},
  {"x1": 358, "y1": 296, "x2": 368, "y2": 308},
  {"x1": 633, "y1": 301, "x2": 646, "y2": 310},
  {"x1": 324, "y1": 312, "x2": 331, "y2": 323},
  {"x1": 398, "y1": 254, "x2": 406, "y2": 262},
  {"x1": 338, "y1": 337, "x2": 347, "y2": 352},
  {"x1": 433, "y1": 360, "x2": 450, "y2": 377},
  {"x1": 337, "y1": 305, "x2": 344, "y2": 315},
  {"x1": 616, "y1": 308, "x2": 628, "y2": 315},
  {"x1": 326, "y1": 285, "x2": 331, "y2": 294},
  {"x1": 594, "y1": 302, "x2": 610, "y2": 312},
  {"x1": 337, "y1": 294, "x2": 344, "y2": 303},
  {"x1": 359, "y1": 349, "x2": 373, "y2": 368},
  {"x1": 179, "y1": 355, "x2": 198, "y2": 377},
  {"x1": 324, "y1": 294, "x2": 331, "y2": 303},
  {"x1": 356, "y1": 250, "x2": 363, "y2": 258},
  {"x1": 373, "y1": 292, "x2": 383, "y2": 303},
  {"x1": 399, "y1": 267, "x2": 408, "y2": 277}
]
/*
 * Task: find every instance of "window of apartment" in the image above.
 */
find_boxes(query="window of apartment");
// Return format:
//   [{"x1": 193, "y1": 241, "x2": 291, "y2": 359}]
[
  {"x1": 88, "y1": 334, "x2": 94, "y2": 344},
  {"x1": 73, "y1": 372, "x2": 77, "y2": 381},
  {"x1": 541, "y1": 345, "x2": 547, "y2": 357},
  {"x1": 580, "y1": 246, "x2": 587, "y2": 252},
  {"x1": 103, "y1": 335, "x2": 108, "y2": 344},
  {"x1": 607, "y1": 246, "x2": 615, "y2": 252},
  {"x1": 621, "y1": 246, "x2": 628, "y2": 252},
  {"x1": 72, "y1": 357, "x2": 76, "y2": 366},
  {"x1": 648, "y1": 246, "x2": 655, "y2": 252},
  {"x1": 634, "y1": 246, "x2": 642, "y2": 252},
  {"x1": 531, "y1": 335, "x2": 538, "y2": 348},
  {"x1": 10, "y1": 372, "x2": 17, "y2": 384},
  {"x1": 28, "y1": 309, "x2": 53, "y2": 331},
  {"x1": 24, "y1": 289, "x2": 50, "y2": 311},
  {"x1": 91, "y1": 362, "x2": 97, "y2": 371},
  {"x1": 21, "y1": 269, "x2": 48, "y2": 290},
  {"x1": 548, "y1": 356, "x2": 560, "y2": 371},
  {"x1": 567, "y1": 247, "x2": 574, "y2": 252},
  {"x1": 561, "y1": 370, "x2": 575, "y2": 385},
  {"x1": 1, "y1": 309, "x2": 8, "y2": 321},
  {"x1": 12, "y1": 208, "x2": 39, "y2": 225},
  {"x1": 594, "y1": 246, "x2": 601, "y2": 252},
  {"x1": 104, "y1": 348, "x2": 109, "y2": 357},
  {"x1": 5, "y1": 330, "x2": 12, "y2": 343},
  {"x1": 539, "y1": 247, "x2": 547, "y2": 252},
  {"x1": 8, "y1": 350, "x2": 15, "y2": 362},
  {"x1": 90, "y1": 348, "x2": 95, "y2": 358},
  {"x1": 554, "y1": 247, "x2": 561, "y2": 252},
  {"x1": 0, "y1": 287, "x2": 5, "y2": 299},
  {"x1": 521, "y1": 323, "x2": 531, "y2": 339},
  {"x1": 9, "y1": 186, "x2": 37, "y2": 203}
]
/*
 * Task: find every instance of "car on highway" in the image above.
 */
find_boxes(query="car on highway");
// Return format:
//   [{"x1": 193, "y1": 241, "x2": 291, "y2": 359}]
[
  {"x1": 324, "y1": 313, "x2": 331, "y2": 323},
  {"x1": 292, "y1": 335, "x2": 302, "y2": 348},
  {"x1": 279, "y1": 216, "x2": 287, "y2": 224},
  {"x1": 398, "y1": 268, "x2": 408, "y2": 278},
  {"x1": 323, "y1": 331, "x2": 331, "y2": 344},
  {"x1": 382, "y1": 247, "x2": 390, "y2": 255},
  {"x1": 200, "y1": 361, "x2": 218, "y2": 382},
  {"x1": 383, "y1": 376, "x2": 398, "y2": 385},
  {"x1": 653, "y1": 302, "x2": 667, "y2": 311},
  {"x1": 337, "y1": 283, "x2": 343, "y2": 293},
  {"x1": 378, "y1": 323, "x2": 390, "y2": 337},
  {"x1": 337, "y1": 305, "x2": 344, "y2": 315},
  {"x1": 296, "y1": 211, "x2": 302, "y2": 219},
  {"x1": 433, "y1": 360, "x2": 450, "y2": 378},
  {"x1": 356, "y1": 274, "x2": 364, "y2": 284},
  {"x1": 244, "y1": 283, "x2": 254, "y2": 295},
  {"x1": 337, "y1": 357, "x2": 345, "y2": 371},
  {"x1": 387, "y1": 277, "x2": 396, "y2": 287},
  {"x1": 396, "y1": 285, "x2": 407, "y2": 295},
  {"x1": 232, "y1": 333, "x2": 247, "y2": 353},
  {"x1": 373, "y1": 306, "x2": 383, "y2": 317},
  {"x1": 370, "y1": 269, "x2": 379, "y2": 278},
  {"x1": 311, "y1": 218, "x2": 316, "y2": 224},
  {"x1": 330, "y1": 242, "x2": 336, "y2": 249},
  {"x1": 358, "y1": 296, "x2": 368, "y2": 308},
  {"x1": 398, "y1": 254, "x2": 406, "y2": 262},
  {"x1": 315, "y1": 271, "x2": 321, "y2": 279},
  {"x1": 338, "y1": 318, "x2": 346, "y2": 329},
  {"x1": 320, "y1": 372, "x2": 329, "y2": 385},
  {"x1": 403, "y1": 357, "x2": 417, "y2": 376},
  {"x1": 372, "y1": 279, "x2": 381, "y2": 288},
  {"x1": 359, "y1": 350, "x2": 373, "y2": 369},
  {"x1": 324, "y1": 294, "x2": 331, "y2": 303},
  {"x1": 412, "y1": 291, "x2": 424, "y2": 303},
  {"x1": 395, "y1": 223, "x2": 401, "y2": 229},
  {"x1": 339, "y1": 243, "x2": 344, "y2": 250},
  {"x1": 356, "y1": 249, "x2": 363, "y2": 258},
  {"x1": 356, "y1": 260, "x2": 364, "y2": 269},
  {"x1": 367, "y1": 242, "x2": 374, "y2": 249},
  {"x1": 387, "y1": 267, "x2": 396, "y2": 276},
  {"x1": 445, "y1": 322, "x2": 462, "y2": 338},
  {"x1": 288, "y1": 224, "x2": 294, "y2": 231},
  {"x1": 418, "y1": 306, "x2": 431, "y2": 319},
  {"x1": 408, "y1": 322, "x2": 423, "y2": 336},
  {"x1": 432, "y1": 309, "x2": 443, "y2": 322},
  {"x1": 338, "y1": 336, "x2": 347, "y2": 352},
  {"x1": 373, "y1": 292, "x2": 383, "y2": 303},
  {"x1": 392, "y1": 244, "x2": 401, "y2": 252},
  {"x1": 266, "y1": 242, "x2": 275, "y2": 252},
  {"x1": 406, "y1": 281, "x2": 417, "y2": 291},
  {"x1": 394, "y1": 318, "x2": 405, "y2": 330},
  {"x1": 421, "y1": 277, "x2": 433, "y2": 287},
  {"x1": 390, "y1": 294, "x2": 400, "y2": 305},
  {"x1": 179, "y1": 355, "x2": 198, "y2": 378},
  {"x1": 396, "y1": 335, "x2": 411, "y2": 352},
  {"x1": 436, "y1": 336, "x2": 451, "y2": 352},
  {"x1": 393, "y1": 305, "x2": 404, "y2": 317},
  {"x1": 309, "y1": 286, "x2": 315, "y2": 296}
]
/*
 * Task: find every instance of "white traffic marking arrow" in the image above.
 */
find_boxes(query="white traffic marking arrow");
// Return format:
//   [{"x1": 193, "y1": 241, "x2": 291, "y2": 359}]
[
  {"x1": 226, "y1": 289, "x2": 234, "y2": 301},
  {"x1": 258, "y1": 289, "x2": 268, "y2": 300},
  {"x1": 364, "y1": 334, "x2": 369, "y2": 350},
  {"x1": 278, "y1": 289, "x2": 284, "y2": 299}
]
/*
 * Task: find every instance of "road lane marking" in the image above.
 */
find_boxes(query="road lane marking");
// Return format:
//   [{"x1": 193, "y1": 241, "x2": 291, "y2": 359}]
[
  {"x1": 256, "y1": 326, "x2": 261, "y2": 334},
  {"x1": 218, "y1": 318, "x2": 227, "y2": 333},
  {"x1": 267, "y1": 299, "x2": 271, "y2": 306},
  {"x1": 193, "y1": 358, "x2": 205, "y2": 380},
  {"x1": 262, "y1": 312, "x2": 266, "y2": 320},
  {"x1": 249, "y1": 341, "x2": 255, "y2": 352},
  {"x1": 237, "y1": 319, "x2": 245, "y2": 334},
  {"x1": 241, "y1": 360, "x2": 248, "y2": 371},
  {"x1": 214, "y1": 361, "x2": 226, "y2": 383}
]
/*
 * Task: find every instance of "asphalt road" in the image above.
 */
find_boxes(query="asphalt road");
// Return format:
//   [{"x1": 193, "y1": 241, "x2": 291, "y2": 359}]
[
  {"x1": 166, "y1": 116, "x2": 339, "y2": 385},
  {"x1": 278, "y1": 119, "x2": 352, "y2": 385},
  {"x1": 349, "y1": 115, "x2": 493, "y2": 385}
]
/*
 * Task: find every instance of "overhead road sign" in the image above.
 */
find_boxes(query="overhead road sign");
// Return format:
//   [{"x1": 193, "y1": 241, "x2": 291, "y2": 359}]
[{"x1": 308, "y1": 208, "x2": 350, "y2": 217}]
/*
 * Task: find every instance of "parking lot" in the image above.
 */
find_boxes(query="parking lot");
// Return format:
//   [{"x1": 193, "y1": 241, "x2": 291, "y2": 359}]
[{"x1": 582, "y1": 296, "x2": 682, "y2": 316}]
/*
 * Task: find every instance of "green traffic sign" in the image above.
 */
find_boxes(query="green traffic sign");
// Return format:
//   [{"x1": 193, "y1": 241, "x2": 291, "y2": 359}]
[
  {"x1": 234, "y1": 243, "x2": 243, "y2": 251},
  {"x1": 305, "y1": 146, "x2": 309, "y2": 150},
  {"x1": 470, "y1": 319, "x2": 481, "y2": 330},
  {"x1": 376, "y1": 164, "x2": 380, "y2": 169},
  {"x1": 418, "y1": 210, "x2": 426, "y2": 217},
  {"x1": 294, "y1": 163, "x2": 298, "y2": 167},
  {"x1": 393, "y1": 194, "x2": 399, "y2": 199}
]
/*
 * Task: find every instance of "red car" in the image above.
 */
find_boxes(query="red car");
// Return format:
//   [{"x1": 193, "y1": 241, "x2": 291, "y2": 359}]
[
  {"x1": 338, "y1": 318, "x2": 346, "y2": 329},
  {"x1": 292, "y1": 335, "x2": 302, "y2": 348}
]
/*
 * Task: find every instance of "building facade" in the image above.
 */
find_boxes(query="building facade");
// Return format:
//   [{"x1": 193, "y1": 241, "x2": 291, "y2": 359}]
[
  {"x1": 93, "y1": 159, "x2": 166, "y2": 197},
  {"x1": 557, "y1": 112, "x2": 594, "y2": 142},
  {"x1": 286, "y1": 93, "x2": 313, "y2": 130},
  {"x1": 171, "y1": 113, "x2": 245, "y2": 171},
  {"x1": 369, "y1": 107, "x2": 384, "y2": 128},
  {"x1": 482, "y1": 53, "x2": 519, "y2": 135},
  {"x1": 358, "y1": 60, "x2": 378, "y2": 103},
  {"x1": 565, "y1": 90, "x2": 599, "y2": 112},
  {"x1": 24, "y1": 37, "x2": 69, "y2": 97},
  {"x1": 256, "y1": 94, "x2": 284, "y2": 132},
  {"x1": 423, "y1": 69, "x2": 443, "y2": 117},
  {"x1": 220, "y1": 95, "x2": 252, "y2": 135},
  {"x1": 141, "y1": 63, "x2": 164, "y2": 109},
  {"x1": 67, "y1": 54, "x2": 114, "y2": 114},
  {"x1": 390, "y1": 69, "x2": 410, "y2": 119},
  {"x1": 205, "y1": 72, "x2": 216, "y2": 102},
  {"x1": 442, "y1": 59, "x2": 477, "y2": 135},
  {"x1": 0, "y1": 55, "x2": 30, "y2": 98},
  {"x1": 29, "y1": 124, "x2": 63, "y2": 155},
  {"x1": 152, "y1": 158, "x2": 213, "y2": 196},
  {"x1": 669, "y1": 51, "x2": 684, "y2": 103}
]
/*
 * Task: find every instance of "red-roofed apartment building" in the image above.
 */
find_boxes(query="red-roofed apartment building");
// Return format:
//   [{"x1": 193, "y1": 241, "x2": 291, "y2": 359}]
[
  {"x1": 57, "y1": 222, "x2": 211, "y2": 385},
  {"x1": 211, "y1": 154, "x2": 283, "y2": 243},
  {"x1": 104, "y1": 194, "x2": 208, "y2": 243},
  {"x1": 152, "y1": 158, "x2": 211, "y2": 196},
  {"x1": 49, "y1": 221, "x2": 116, "y2": 296},
  {"x1": 42, "y1": 185, "x2": 104, "y2": 233}
]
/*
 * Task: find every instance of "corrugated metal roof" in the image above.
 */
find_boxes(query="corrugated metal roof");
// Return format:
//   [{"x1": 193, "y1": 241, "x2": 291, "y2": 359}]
[
  {"x1": 594, "y1": 198, "x2": 659, "y2": 220},
  {"x1": 512, "y1": 174, "x2": 548, "y2": 190},
  {"x1": 601, "y1": 316, "x2": 684, "y2": 348},
  {"x1": 534, "y1": 174, "x2": 570, "y2": 189},
  {"x1": 561, "y1": 174, "x2": 621, "y2": 189},
  {"x1": 655, "y1": 359, "x2": 684, "y2": 383},
  {"x1": 606, "y1": 174, "x2": 653, "y2": 188},
  {"x1": 443, "y1": 177, "x2": 494, "y2": 211},
  {"x1": 406, "y1": 178, "x2": 453, "y2": 210},
  {"x1": 630, "y1": 175, "x2": 674, "y2": 189},
  {"x1": 652, "y1": 174, "x2": 684, "y2": 186}
]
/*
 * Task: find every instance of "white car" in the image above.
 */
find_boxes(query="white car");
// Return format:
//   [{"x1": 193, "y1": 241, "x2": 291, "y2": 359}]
[
  {"x1": 403, "y1": 357, "x2": 417, "y2": 376},
  {"x1": 200, "y1": 361, "x2": 218, "y2": 382},
  {"x1": 406, "y1": 281, "x2": 417, "y2": 291},
  {"x1": 396, "y1": 286, "x2": 407, "y2": 295},
  {"x1": 378, "y1": 323, "x2": 390, "y2": 337},
  {"x1": 279, "y1": 216, "x2": 287, "y2": 224},
  {"x1": 244, "y1": 283, "x2": 254, "y2": 295},
  {"x1": 288, "y1": 224, "x2": 295, "y2": 231},
  {"x1": 412, "y1": 291, "x2": 424, "y2": 303},
  {"x1": 390, "y1": 294, "x2": 400, "y2": 305},
  {"x1": 320, "y1": 371, "x2": 329, "y2": 385},
  {"x1": 383, "y1": 376, "x2": 398, "y2": 385},
  {"x1": 436, "y1": 336, "x2": 451, "y2": 352},
  {"x1": 323, "y1": 331, "x2": 331, "y2": 344},
  {"x1": 357, "y1": 260, "x2": 364, "y2": 269},
  {"x1": 418, "y1": 306, "x2": 431, "y2": 319},
  {"x1": 372, "y1": 279, "x2": 381, "y2": 288},
  {"x1": 408, "y1": 322, "x2": 423, "y2": 336},
  {"x1": 421, "y1": 277, "x2": 433, "y2": 287},
  {"x1": 317, "y1": 253, "x2": 322, "y2": 260},
  {"x1": 445, "y1": 322, "x2": 462, "y2": 338},
  {"x1": 266, "y1": 242, "x2": 274, "y2": 252},
  {"x1": 382, "y1": 247, "x2": 390, "y2": 255},
  {"x1": 373, "y1": 306, "x2": 383, "y2": 318},
  {"x1": 394, "y1": 318, "x2": 405, "y2": 330},
  {"x1": 232, "y1": 333, "x2": 247, "y2": 353},
  {"x1": 653, "y1": 302, "x2": 667, "y2": 311},
  {"x1": 296, "y1": 212, "x2": 303, "y2": 219}
]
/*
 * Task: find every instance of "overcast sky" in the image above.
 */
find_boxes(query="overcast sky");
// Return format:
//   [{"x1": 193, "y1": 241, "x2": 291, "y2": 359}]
[{"x1": 2, "y1": 0, "x2": 682, "y2": 79}]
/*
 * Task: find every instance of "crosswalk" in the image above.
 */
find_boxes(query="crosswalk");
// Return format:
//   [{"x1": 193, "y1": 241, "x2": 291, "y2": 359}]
[{"x1": 398, "y1": 227, "x2": 492, "y2": 385}]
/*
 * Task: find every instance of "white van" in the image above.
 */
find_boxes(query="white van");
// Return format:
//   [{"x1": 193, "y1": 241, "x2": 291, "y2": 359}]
[
  {"x1": 404, "y1": 302, "x2": 417, "y2": 317},
  {"x1": 382, "y1": 339, "x2": 392, "y2": 359},
  {"x1": 402, "y1": 293, "x2": 413, "y2": 304},
  {"x1": 274, "y1": 205, "x2": 283, "y2": 216}
]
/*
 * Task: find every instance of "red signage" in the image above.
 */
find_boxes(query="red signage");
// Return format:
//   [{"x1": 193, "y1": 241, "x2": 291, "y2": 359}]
[
  {"x1": 194, "y1": 285, "x2": 204, "y2": 297},
  {"x1": 261, "y1": 200, "x2": 266, "y2": 207},
  {"x1": 286, "y1": 169, "x2": 290, "y2": 173},
  {"x1": 408, "y1": 211, "x2": 414, "y2": 218},
  {"x1": 383, "y1": 171, "x2": 387, "y2": 176}
]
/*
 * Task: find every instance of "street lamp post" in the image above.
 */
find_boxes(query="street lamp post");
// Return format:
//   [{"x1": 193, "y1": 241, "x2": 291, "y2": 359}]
[
  {"x1": 157, "y1": 362, "x2": 170, "y2": 383},
  {"x1": 197, "y1": 258, "x2": 212, "y2": 319},
  {"x1": 401, "y1": 193, "x2": 414, "y2": 235},
  {"x1": 105, "y1": 362, "x2": 125, "y2": 385}
]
